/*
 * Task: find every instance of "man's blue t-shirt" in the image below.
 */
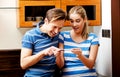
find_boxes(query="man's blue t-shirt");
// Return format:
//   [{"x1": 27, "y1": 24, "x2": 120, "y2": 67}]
[{"x1": 22, "y1": 22, "x2": 59, "y2": 77}]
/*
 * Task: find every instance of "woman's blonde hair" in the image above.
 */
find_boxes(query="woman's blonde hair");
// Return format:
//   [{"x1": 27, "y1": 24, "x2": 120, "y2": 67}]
[{"x1": 69, "y1": 6, "x2": 88, "y2": 39}]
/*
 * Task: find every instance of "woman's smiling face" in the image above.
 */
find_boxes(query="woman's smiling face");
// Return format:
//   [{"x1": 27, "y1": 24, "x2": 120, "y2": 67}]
[{"x1": 69, "y1": 13, "x2": 85, "y2": 34}]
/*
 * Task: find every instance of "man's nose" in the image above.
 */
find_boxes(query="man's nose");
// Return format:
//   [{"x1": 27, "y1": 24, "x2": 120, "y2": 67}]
[{"x1": 54, "y1": 28, "x2": 59, "y2": 34}]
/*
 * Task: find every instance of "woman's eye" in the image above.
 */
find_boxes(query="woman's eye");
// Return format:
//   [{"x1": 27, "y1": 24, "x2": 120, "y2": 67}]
[
  {"x1": 76, "y1": 19, "x2": 80, "y2": 23},
  {"x1": 70, "y1": 20, "x2": 74, "y2": 23}
]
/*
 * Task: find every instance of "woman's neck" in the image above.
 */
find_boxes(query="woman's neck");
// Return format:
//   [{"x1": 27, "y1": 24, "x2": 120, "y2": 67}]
[
  {"x1": 70, "y1": 30, "x2": 85, "y2": 43},
  {"x1": 71, "y1": 30, "x2": 82, "y2": 37}
]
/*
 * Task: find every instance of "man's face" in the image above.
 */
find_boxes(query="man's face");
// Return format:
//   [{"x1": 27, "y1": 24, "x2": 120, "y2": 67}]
[{"x1": 46, "y1": 20, "x2": 65, "y2": 37}]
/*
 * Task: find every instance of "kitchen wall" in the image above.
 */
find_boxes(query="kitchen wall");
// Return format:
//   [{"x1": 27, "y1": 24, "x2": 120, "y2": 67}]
[
  {"x1": 95, "y1": 0, "x2": 112, "y2": 76},
  {"x1": 0, "y1": 0, "x2": 112, "y2": 77},
  {"x1": 0, "y1": 0, "x2": 30, "y2": 49}
]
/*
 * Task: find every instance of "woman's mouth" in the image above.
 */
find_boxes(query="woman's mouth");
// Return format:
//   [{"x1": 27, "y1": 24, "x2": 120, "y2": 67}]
[{"x1": 73, "y1": 27, "x2": 79, "y2": 30}]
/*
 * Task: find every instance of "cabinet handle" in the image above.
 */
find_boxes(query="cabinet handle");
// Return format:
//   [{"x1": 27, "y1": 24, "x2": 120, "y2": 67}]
[{"x1": 0, "y1": 7, "x2": 20, "y2": 9}]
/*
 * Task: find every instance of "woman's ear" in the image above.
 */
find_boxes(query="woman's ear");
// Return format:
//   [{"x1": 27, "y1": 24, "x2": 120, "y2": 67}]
[{"x1": 84, "y1": 17, "x2": 87, "y2": 22}]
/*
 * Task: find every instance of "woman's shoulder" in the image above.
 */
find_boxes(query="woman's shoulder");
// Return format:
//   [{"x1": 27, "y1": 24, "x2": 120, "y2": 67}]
[
  {"x1": 88, "y1": 32, "x2": 100, "y2": 45},
  {"x1": 60, "y1": 31, "x2": 70, "y2": 34},
  {"x1": 59, "y1": 31, "x2": 71, "y2": 38},
  {"x1": 88, "y1": 32, "x2": 99, "y2": 39},
  {"x1": 89, "y1": 32, "x2": 98, "y2": 36}
]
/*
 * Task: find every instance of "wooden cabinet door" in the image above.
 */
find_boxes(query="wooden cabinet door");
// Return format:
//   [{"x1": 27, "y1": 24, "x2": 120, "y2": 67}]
[
  {"x1": 19, "y1": 0, "x2": 60, "y2": 28},
  {"x1": 61, "y1": 0, "x2": 101, "y2": 26},
  {"x1": 18, "y1": 0, "x2": 101, "y2": 27}
]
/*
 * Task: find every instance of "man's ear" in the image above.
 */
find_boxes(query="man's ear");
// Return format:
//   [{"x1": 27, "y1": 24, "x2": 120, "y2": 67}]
[{"x1": 44, "y1": 18, "x2": 49, "y2": 24}]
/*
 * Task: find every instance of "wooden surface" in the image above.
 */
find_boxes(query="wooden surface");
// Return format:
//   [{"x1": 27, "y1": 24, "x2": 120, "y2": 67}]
[
  {"x1": 0, "y1": 49, "x2": 25, "y2": 77},
  {"x1": 112, "y1": 0, "x2": 120, "y2": 76},
  {"x1": 18, "y1": 0, "x2": 101, "y2": 27}
]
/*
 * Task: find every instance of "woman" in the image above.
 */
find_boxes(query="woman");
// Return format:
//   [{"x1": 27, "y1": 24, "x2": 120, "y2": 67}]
[
  {"x1": 59, "y1": 6, "x2": 100, "y2": 77},
  {"x1": 20, "y1": 8, "x2": 66, "y2": 77}
]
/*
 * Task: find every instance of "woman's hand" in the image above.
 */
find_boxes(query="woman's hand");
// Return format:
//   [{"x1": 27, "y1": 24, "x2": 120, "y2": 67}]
[{"x1": 71, "y1": 48, "x2": 82, "y2": 57}]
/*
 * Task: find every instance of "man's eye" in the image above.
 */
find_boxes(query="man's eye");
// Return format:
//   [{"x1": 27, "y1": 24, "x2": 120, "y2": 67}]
[{"x1": 53, "y1": 26, "x2": 57, "y2": 29}]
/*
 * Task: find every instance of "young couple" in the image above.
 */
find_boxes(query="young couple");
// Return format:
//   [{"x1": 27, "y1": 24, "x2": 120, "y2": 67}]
[{"x1": 21, "y1": 6, "x2": 99, "y2": 77}]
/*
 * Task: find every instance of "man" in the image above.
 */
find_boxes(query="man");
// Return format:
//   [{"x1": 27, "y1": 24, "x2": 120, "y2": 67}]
[{"x1": 20, "y1": 8, "x2": 66, "y2": 77}]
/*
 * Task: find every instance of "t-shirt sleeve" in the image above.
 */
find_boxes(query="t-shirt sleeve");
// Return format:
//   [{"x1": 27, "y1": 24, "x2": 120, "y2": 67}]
[
  {"x1": 91, "y1": 34, "x2": 100, "y2": 46},
  {"x1": 22, "y1": 32, "x2": 34, "y2": 49},
  {"x1": 58, "y1": 32, "x2": 64, "y2": 44}
]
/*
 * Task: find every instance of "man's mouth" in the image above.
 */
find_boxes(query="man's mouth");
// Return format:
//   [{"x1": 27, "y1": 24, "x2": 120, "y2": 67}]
[{"x1": 51, "y1": 32, "x2": 57, "y2": 36}]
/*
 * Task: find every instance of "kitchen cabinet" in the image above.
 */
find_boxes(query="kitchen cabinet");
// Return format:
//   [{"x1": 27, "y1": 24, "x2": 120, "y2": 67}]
[
  {"x1": 18, "y1": 0, "x2": 101, "y2": 28},
  {"x1": 61, "y1": 0, "x2": 101, "y2": 26},
  {"x1": 19, "y1": 0, "x2": 60, "y2": 28}
]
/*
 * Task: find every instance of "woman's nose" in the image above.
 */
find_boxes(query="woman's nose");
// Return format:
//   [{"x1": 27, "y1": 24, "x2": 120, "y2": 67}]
[{"x1": 72, "y1": 22, "x2": 77, "y2": 26}]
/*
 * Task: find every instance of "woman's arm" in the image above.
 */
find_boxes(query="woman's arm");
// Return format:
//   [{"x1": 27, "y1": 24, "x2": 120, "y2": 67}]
[{"x1": 72, "y1": 45, "x2": 99, "y2": 69}]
